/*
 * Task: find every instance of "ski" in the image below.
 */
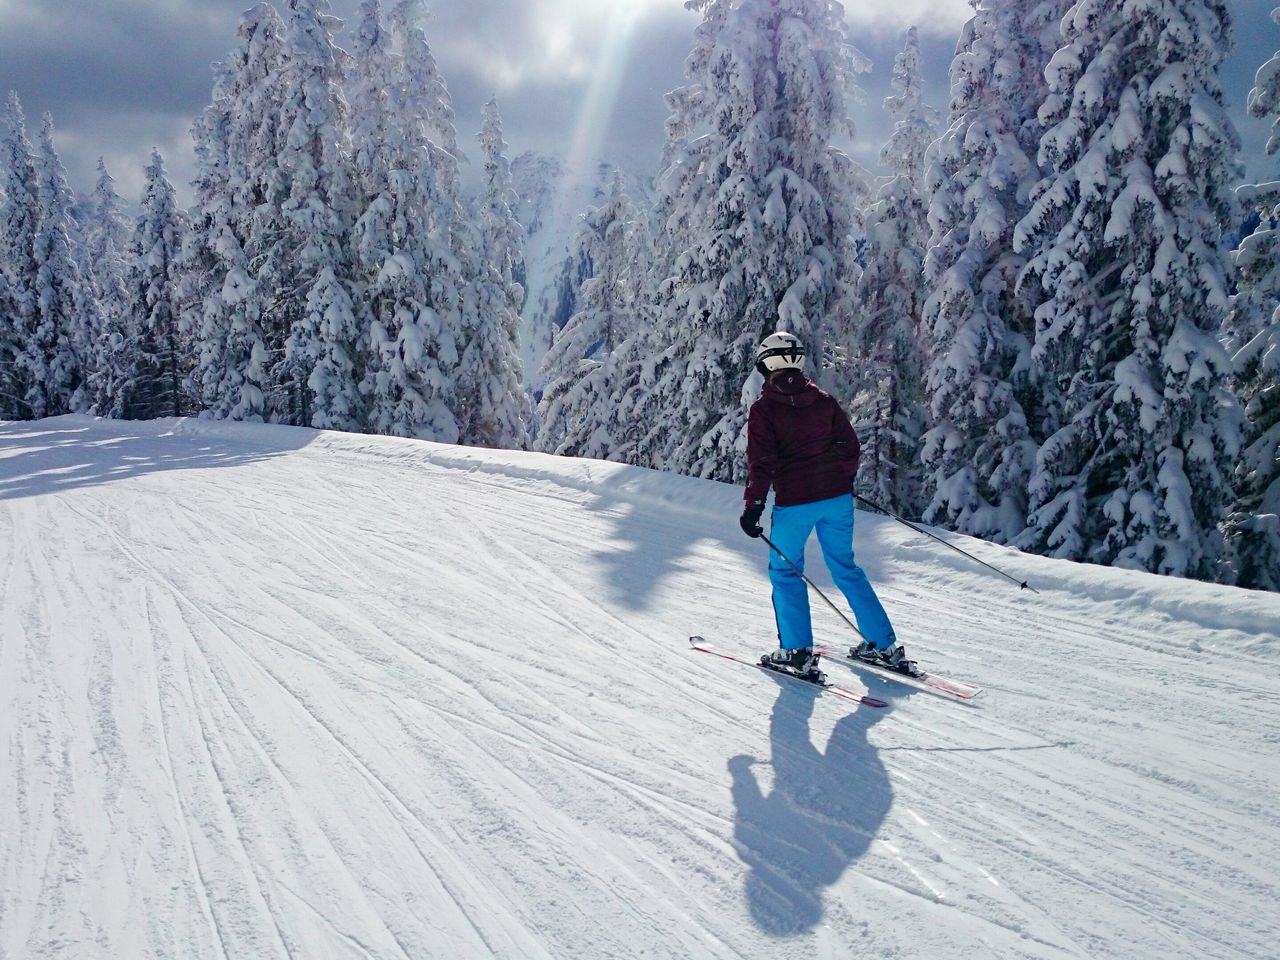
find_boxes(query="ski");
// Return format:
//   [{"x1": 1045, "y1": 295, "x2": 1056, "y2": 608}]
[
  {"x1": 689, "y1": 638, "x2": 888, "y2": 709},
  {"x1": 817, "y1": 649, "x2": 983, "y2": 702}
]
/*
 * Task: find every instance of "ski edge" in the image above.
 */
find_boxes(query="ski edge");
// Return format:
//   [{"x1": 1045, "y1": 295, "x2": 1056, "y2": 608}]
[{"x1": 688, "y1": 638, "x2": 888, "y2": 709}]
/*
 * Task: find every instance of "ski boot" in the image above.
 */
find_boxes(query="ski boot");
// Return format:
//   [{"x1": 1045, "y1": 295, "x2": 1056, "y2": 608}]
[
  {"x1": 850, "y1": 639, "x2": 920, "y2": 677},
  {"x1": 762, "y1": 646, "x2": 826, "y2": 684}
]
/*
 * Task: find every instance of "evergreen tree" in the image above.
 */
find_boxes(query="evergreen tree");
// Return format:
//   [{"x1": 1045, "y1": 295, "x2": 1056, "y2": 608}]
[
  {"x1": 0, "y1": 264, "x2": 11, "y2": 414},
  {"x1": 185, "y1": 0, "x2": 361, "y2": 430},
  {"x1": 508, "y1": 154, "x2": 647, "y2": 398},
  {"x1": 0, "y1": 92, "x2": 39, "y2": 419},
  {"x1": 525, "y1": 240, "x2": 592, "y2": 396},
  {"x1": 457, "y1": 98, "x2": 529, "y2": 449},
  {"x1": 1223, "y1": 9, "x2": 1280, "y2": 591},
  {"x1": 920, "y1": 0, "x2": 1065, "y2": 541},
  {"x1": 1012, "y1": 0, "x2": 1242, "y2": 579},
  {"x1": 83, "y1": 159, "x2": 135, "y2": 417},
  {"x1": 126, "y1": 151, "x2": 191, "y2": 419},
  {"x1": 629, "y1": 0, "x2": 866, "y2": 482},
  {"x1": 349, "y1": 0, "x2": 464, "y2": 440},
  {"x1": 850, "y1": 26, "x2": 935, "y2": 514},
  {"x1": 184, "y1": 4, "x2": 288, "y2": 422},
  {"x1": 1227, "y1": 186, "x2": 1280, "y2": 591},
  {"x1": 391, "y1": 2, "x2": 472, "y2": 439},
  {"x1": 279, "y1": 0, "x2": 364, "y2": 431},
  {"x1": 27, "y1": 113, "x2": 93, "y2": 417},
  {"x1": 389, "y1": 0, "x2": 463, "y2": 208},
  {"x1": 347, "y1": 0, "x2": 394, "y2": 203},
  {"x1": 0, "y1": 266, "x2": 11, "y2": 416},
  {"x1": 536, "y1": 169, "x2": 640, "y2": 457},
  {"x1": 584, "y1": 199, "x2": 658, "y2": 467}
]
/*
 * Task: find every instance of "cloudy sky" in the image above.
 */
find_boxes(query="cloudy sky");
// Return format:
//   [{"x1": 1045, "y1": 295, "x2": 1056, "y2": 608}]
[{"x1": 0, "y1": 0, "x2": 1276, "y2": 207}]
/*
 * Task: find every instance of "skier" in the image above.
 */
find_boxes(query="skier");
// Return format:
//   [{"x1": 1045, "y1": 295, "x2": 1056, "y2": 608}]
[{"x1": 738, "y1": 332, "x2": 910, "y2": 681}]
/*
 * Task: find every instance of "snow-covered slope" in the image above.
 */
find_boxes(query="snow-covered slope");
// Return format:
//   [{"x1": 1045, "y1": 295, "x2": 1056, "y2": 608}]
[{"x1": 2, "y1": 416, "x2": 1278, "y2": 960}]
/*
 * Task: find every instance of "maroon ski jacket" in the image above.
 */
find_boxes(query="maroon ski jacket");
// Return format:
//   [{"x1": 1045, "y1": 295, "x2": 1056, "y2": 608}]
[{"x1": 743, "y1": 370, "x2": 860, "y2": 508}]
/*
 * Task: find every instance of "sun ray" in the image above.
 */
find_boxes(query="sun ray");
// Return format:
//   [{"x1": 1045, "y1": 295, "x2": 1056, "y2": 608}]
[{"x1": 550, "y1": 3, "x2": 644, "y2": 238}]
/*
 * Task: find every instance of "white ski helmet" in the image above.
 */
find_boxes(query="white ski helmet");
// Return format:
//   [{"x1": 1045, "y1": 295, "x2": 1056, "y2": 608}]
[{"x1": 755, "y1": 331, "x2": 806, "y2": 375}]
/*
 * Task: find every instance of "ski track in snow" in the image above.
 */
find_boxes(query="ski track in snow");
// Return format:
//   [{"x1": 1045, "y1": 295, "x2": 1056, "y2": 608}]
[{"x1": 2, "y1": 416, "x2": 1278, "y2": 960}]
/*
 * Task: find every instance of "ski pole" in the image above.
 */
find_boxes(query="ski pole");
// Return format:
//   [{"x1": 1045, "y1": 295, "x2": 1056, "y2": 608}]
[
  {"x1": 760, "y1": 533, "x2": 866, "y2": 641},
  {"x1": 854, "y1": 494, "x2": 1039, "y2": 594}
]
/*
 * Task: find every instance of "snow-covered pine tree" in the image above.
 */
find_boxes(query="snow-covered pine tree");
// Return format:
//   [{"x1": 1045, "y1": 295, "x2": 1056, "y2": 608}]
[
  {"x1": 0, "y1": 264, "x2": 11, "y2": 416},
  {"x1": 1012, "y1": 0, "x2": 1242, "y2": 579},
  {"x1": 83, "y1": 159, "x2": 135, "y2": 417},
  {"x1": 347, "y1": 0, "x2": 398, "y2": 429},
  {"x1": 1223, "y1": 185, "x2": 1280, "y2": 359},
  {"x1": 1226, "y1": 186, "x2": 1280, "y2": 591},
  {"x1": 850, "y1": 26, "x2": 935, "y2": 515},
  {"x1": 27, "y1": 113, "x2": 93, "y2": 417},
  {"x1": 919, "y1": 0, "x2": 1065, "y2": 541},
  {"x1": 629, "y1": 0, "x2": 866, "y2": 482},
  {"x1": 1222, "y1": 9, "x2": 1280, "y2": 591},
  {"x1": 389, "y1": 0, "x2": 463, "y2": 210},
  {"x1": 348, "y1": 0, "x2": 461, "y2": 441},
  {"x1": 550, "y1": 169, "x2": 662, "y2": 468},
  {"x1": 0, "y1": 92, "x2": 39, "y2": 419},
  {"x1": 347, "y1": 0, "x2": 393, "y2": 203},
  {"x1": 125, "y1": 151, "x2": 191, "y2": 419},
  {"x1": 278, "y1": 0, "x2": 365, "y2": 431},
  {"x1": 0, "y1": 263, "x2": 11, "y2": 417},
  {"x1": 84, "y1": 159, "x2": 130, "y2": 305},
  {"x1": 456, "y1": 98, "x2": 529, "y2": 449},
  {"x1": 536, "y1": 168, "x2": 640, "y2": 457},
  {"x1": 510, "y1": 152, "x2": 589, "y2": 396},
  {"x1": 524, "y1": 238, "x2": 592, "y2": 396},
  {"x1": 184, "y1": 4, "x2": 287, "y2": 422}
]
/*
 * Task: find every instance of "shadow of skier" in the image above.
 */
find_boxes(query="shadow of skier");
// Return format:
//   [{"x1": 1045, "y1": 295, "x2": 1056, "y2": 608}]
[{"x1": 729, "y1": 676, "x2": 910, "y2": 937}]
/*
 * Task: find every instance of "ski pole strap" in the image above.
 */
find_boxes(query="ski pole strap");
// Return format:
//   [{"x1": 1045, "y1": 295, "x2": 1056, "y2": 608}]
[{"x1": 854, "y1": 494, "x2": 1038, "y2": 594}]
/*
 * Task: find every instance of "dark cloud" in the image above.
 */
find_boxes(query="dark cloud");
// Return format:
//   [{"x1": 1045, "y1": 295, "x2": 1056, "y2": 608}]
[
  {"x1": 0, "y1": 0, "x2": 1274, "y2": 209},
  {"x1": 0, "y1": 0, "x2": 250, "y2": 200},
  {"x1": 0, "y1": 0, "x2": 700, "y2": 203},
  {"x1": 0, "y1": 1, "x2": 243, "y2": 118}
]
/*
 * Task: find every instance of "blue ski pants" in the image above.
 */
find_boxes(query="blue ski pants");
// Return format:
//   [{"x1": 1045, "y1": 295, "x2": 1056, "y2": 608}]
[{"x1": 768, "y1": 494, "x2": 895, "y2": 651}]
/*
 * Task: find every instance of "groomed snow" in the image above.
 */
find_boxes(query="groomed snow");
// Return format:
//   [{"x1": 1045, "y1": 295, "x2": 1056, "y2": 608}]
[{"x1": 2, "y1": 416, "x2": 1278, "y2": 959}]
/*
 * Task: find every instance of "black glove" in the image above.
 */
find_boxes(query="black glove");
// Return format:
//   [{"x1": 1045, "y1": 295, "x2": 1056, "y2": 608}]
[{"x1": 739, "y1": 502, "x2": 764, "y2": 538}]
